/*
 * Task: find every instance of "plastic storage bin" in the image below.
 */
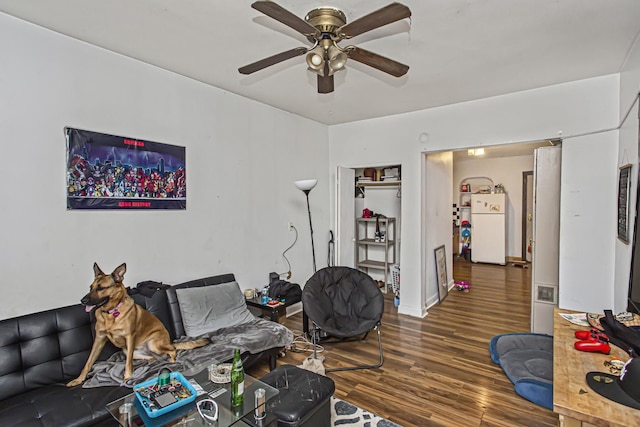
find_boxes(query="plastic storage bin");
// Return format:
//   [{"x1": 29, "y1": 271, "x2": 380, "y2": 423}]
[{"x1": 134, "y1": 371, "x2": 197, "y2": 418}]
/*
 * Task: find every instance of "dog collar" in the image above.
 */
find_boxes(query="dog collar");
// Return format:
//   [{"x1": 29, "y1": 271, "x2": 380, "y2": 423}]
[{"x1": 107, "y1": 300, "x2": 124, "y2": 318}]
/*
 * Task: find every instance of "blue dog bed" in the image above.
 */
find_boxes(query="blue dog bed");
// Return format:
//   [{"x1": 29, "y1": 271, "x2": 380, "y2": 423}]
[{"x1": 489, "y1": 333, "x2": 553, "y2": 410}]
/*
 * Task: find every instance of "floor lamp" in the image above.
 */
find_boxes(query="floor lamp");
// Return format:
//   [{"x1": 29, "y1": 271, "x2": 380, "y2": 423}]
[{"x1": 294, "y1": 179, "x2": 318, "y2": 273}]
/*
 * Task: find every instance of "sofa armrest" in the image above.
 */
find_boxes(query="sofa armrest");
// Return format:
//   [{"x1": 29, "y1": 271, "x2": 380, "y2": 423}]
[{"x1": 0, "y1": 304, "x2": 98, "y2": 402}]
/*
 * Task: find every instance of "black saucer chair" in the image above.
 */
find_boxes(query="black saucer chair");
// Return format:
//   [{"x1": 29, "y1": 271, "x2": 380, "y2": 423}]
[{"x1": 302, "y1": 266, "x2": 384, "y2": 372}]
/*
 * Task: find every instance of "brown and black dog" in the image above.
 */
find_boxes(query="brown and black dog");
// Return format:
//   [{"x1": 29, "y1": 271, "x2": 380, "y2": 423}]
[{"x1": 67, "y1": 262, "x2": 208, "y2": 387}]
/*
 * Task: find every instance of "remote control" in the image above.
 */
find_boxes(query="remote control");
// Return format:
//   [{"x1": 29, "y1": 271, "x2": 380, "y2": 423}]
[
  {"x1": 209, "y1": 387, "x2": 226, "y2": 398},
  {"x1": 574, "y1": 340, "x2": 610, "y2": 354}
]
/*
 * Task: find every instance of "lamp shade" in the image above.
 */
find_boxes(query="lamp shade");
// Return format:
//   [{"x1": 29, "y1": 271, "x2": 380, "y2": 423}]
[
  {"x1": 327, "y1": 45, "x2": 347, "y2": 76},
  {"x1": 305, "y1": 47, "x2": 325, "y2": 75},
  {"x1": 295, "y1": 179, "x2": 318, "y2": 192}
]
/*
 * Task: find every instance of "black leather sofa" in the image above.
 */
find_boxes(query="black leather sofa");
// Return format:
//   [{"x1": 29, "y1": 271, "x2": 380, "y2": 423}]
[{"x1": 0, "y1": 273, "x2": 280, "y2": 427}]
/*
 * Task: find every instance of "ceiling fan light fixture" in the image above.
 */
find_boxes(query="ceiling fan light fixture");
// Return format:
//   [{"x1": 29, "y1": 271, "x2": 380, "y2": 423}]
[
  {"x1": 306, "y1": 46, "x2": 326, "y2": 75},
  {"x1": 327, "y1": 45, "x2": 347, "y2": 75},
  {"x1": 468, "y1": 148, "x2": 485, "y2": 157},
  {"x1": 310, "y1": 54, "x2": 323, "y2": 66}
]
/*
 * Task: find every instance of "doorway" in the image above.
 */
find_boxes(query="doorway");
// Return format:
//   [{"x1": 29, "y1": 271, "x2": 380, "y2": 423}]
[
  {"x1": 452, "y1": 141, "x2": 549, "y2": 266},
  {"x1": 336, "y1": 164, "x2": 402, "y2": 289}
]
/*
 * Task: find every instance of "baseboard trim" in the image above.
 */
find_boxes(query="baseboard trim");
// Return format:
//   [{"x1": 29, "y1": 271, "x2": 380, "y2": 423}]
[
  {"x1": 286, "y1": 302, "x2": 302, "y2": 316},
  {"x1": 399, "y1": 304, "x2": 428, "y2": 318},
  {"x1": 426, "y1": 296, "x2": 440, "y2": 310}
]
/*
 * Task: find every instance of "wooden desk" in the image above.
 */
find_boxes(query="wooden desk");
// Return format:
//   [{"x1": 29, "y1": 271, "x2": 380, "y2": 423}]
[{"x1": 553, "y1": 308, "x2": 640, "y2": 427}]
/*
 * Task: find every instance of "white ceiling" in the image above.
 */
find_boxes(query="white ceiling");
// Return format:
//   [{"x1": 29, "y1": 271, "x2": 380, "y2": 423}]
[{"x1": 1, "y1": 0, "x2": 640, "y2": 125}]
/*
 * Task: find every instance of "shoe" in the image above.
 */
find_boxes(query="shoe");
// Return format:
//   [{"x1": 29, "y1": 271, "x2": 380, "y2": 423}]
[
  {"x1": 574, "y1": 340, "x2": 611, "y2": 354},
  {"x1": 575, "y1": 329, "x2": 609, "y2": 341}
]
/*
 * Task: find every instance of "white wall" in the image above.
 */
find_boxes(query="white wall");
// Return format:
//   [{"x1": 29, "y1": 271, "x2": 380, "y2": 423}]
[
  {"x1": 613, "y1": 29, "x2": 640, "y2": 314},
  {"x1": 0, "y1": 14, "x2": 329, "y2": 319},
  {"x1": 614, "y1": 100, "x2": 639, "y2": 312},
  {"x1": 558, "y1": 131, "x2": 618, "y2": 312},
  {"x1": 329, "y1": 75, "x2": 620, "y2": 317},
  {"x1": 424, "y1": 152, "x2": 453, "y2": 309},
  {"x1": 454, "y1": 154, "x2": 534, "y2": 259}
]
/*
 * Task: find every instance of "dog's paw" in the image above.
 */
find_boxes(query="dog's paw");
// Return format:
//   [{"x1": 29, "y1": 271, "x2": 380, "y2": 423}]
[{"x1": 66, "y1": 378, "x2": 84, "y2": 387}]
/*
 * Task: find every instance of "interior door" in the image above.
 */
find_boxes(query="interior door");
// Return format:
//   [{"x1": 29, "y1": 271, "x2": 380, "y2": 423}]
[
  {"x1": 336, "y1": 166, "x2": 355, "y2": 267},
  {"x1": 524, "y1": 171, "x2": 534, "y2": 262},
  {"x1": 531, "y1": 145, "x2": 562, "y2": 334}
]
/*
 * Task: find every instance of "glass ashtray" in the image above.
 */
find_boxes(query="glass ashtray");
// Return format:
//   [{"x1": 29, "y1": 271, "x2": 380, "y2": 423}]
[{"x1": 208, "y1": 363, "x2": 232, "y2": 384}]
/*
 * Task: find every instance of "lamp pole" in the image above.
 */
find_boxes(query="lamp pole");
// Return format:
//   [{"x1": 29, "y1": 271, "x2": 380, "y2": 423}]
[
  {"x1": 303, "y1": 189, "x2": 317, "y2": 273},
  {"x1": 295, "y1": 178, "x2": 318, "y2": 339},
  {"x1": 294, "y1": 179, "x2": 318, "y2": 275}
]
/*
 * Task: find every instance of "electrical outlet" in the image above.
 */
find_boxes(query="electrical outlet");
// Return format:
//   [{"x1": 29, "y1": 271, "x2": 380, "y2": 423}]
[{"x1": 288, "y1": 222, "x2": 293, "y2": 231}]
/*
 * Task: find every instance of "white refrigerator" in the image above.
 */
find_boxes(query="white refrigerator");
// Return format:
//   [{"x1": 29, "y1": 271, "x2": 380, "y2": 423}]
[{"x1": 471, "y1": 193, "x2": 506, "y2": 265}]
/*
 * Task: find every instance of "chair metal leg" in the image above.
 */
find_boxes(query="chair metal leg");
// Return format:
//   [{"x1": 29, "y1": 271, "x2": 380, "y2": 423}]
[
  {"x1": 312, "y1": 324, "x2": 318, "y2": 360},
  {"x1": 326, "y1": 325, "x2": 384, "y2": 373},
  {"x1": 310, "y1": 322, "x2": 324, "y2": 360}
]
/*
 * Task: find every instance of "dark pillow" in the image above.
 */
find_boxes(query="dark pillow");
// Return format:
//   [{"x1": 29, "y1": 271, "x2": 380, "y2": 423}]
[{"x1": 269, "y1": 280, "x2": 301, "y2": 302}]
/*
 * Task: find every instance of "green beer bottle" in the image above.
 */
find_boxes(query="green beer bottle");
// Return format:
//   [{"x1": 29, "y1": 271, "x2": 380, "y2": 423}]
[{"x1": 230, "y1": 348, "x2": 245, "y2": 406}]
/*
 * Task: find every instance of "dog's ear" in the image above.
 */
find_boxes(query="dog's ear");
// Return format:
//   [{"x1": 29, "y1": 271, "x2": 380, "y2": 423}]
[
  {"x1": 112, "y1": 263, "x2": 127, "y2": 283},
  {"x1": 93, "y1": 262, "x2": 105, "y2": 278}
]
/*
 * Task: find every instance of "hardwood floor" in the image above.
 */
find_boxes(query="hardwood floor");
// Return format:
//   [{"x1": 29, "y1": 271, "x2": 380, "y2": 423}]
[{"x1": 247, "y1": 259, "x2": 559, "y2": 426}]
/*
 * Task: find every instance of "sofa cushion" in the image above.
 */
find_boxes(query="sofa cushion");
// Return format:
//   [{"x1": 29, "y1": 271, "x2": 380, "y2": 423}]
[
  {"x1": 176, "y1": 281, "x2": 254, "y2": 337},
  {"x1": 129, "y1": 282, "x2": 173, "y2": 340},
  {"x1": 0, "y1": 304, "x2": 97, "y2": 402},
  {"x1": 165, "y1": 273, "x2": 237, "y2": 338},
  {"x1": 0, "y1": 383, "x2": 129, "y2": 427}
]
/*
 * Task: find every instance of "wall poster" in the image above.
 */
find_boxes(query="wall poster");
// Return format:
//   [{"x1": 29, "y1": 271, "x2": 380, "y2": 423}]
[
  {"x1": 66, "y1": 127, "x2": 186, "y2": 210},
  {"x1": 618, "y1": 163, "x2": 632, "y2": 243}
]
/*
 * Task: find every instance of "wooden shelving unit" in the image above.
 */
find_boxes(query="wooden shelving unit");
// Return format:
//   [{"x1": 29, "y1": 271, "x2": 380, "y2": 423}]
[
  {"x1": 355, "y1": 217, "x2": 396, "y2": 292},
  {"x1": 356, "y1": 181, "x2": 401, "y2": 188}
]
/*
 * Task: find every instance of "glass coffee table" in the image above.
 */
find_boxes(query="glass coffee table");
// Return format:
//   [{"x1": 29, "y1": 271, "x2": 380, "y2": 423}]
[{"x1": 106, "y1": 363, "x2": 278, "y2": 427}]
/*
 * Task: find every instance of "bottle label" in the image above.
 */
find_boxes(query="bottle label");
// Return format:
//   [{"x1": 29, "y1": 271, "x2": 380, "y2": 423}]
[{"x1": 237, "y1": 381, "x2": 244, "y2": 396}]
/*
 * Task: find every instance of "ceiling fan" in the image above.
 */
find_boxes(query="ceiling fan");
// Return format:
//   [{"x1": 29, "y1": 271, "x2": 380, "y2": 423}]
[{"x1": 238, "y1": 1, "x2": 412, "y2": 94}]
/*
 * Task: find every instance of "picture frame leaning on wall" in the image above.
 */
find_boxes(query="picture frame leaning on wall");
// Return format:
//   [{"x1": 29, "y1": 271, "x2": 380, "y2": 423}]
[{"x1": 435, "y1": 244, "x2": 449, "y2": 303}]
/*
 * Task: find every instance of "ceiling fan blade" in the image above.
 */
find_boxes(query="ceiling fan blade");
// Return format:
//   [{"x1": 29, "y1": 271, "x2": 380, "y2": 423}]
[
  {"x1": 252, "y1": 1, "x2": 319, "y2": 37},
  {"x1": 339, "y1": 3, "x2": 411, "y2": 39},
  {"x1": 239, "y1": 47, "x2": 307, "y2": 74},
  {"x1": 347, "y1": 46, "x2": 409, "y2": 77}
]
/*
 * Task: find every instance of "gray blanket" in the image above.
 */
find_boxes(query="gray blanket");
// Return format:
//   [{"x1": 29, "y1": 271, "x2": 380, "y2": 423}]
[{"x1": 82, "y1": 318, "x2": 293, "y2": 388}]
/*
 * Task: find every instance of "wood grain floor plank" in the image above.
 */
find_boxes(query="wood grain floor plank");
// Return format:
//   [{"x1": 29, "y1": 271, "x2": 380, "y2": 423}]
[{"x1": 247, "y1": 259, "x2": 558, "y2": 426}]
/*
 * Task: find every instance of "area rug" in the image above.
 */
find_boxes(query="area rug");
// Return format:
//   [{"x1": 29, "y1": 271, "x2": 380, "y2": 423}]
[{"x1": 331, "y1": 397, "x2": 402, "y2": 427}]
